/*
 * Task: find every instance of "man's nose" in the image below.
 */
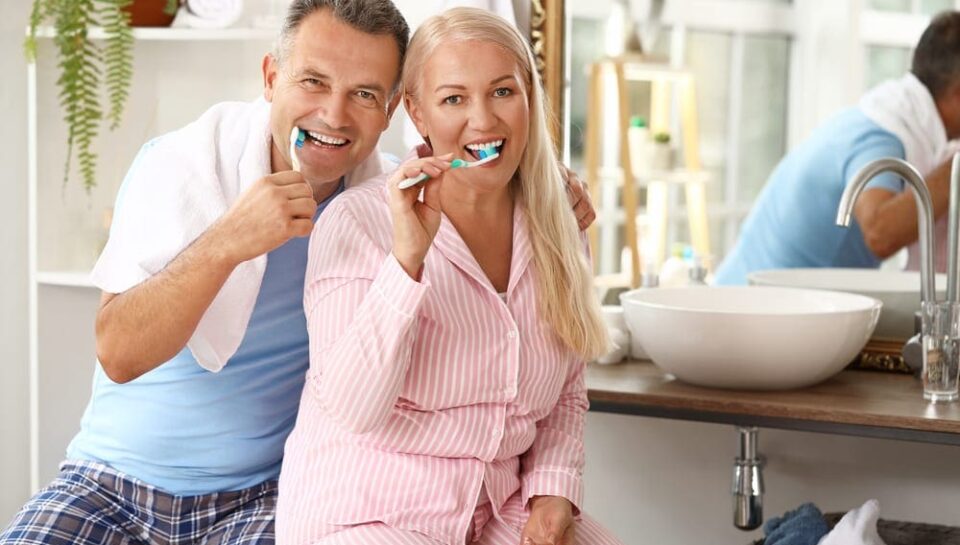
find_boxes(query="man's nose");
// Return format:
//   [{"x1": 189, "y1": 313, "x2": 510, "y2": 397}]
[{"x1": 316, "y1": 93, "x2": 350, "y2": 131}]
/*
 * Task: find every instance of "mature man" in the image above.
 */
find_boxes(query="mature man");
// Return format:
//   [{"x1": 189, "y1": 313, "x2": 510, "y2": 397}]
[
  {"x1": 716, "y1": 11, "x2": 960, "y2": 284},
  {"x1": 0, "y1": 1, "x2": 593, "y2": 544}
]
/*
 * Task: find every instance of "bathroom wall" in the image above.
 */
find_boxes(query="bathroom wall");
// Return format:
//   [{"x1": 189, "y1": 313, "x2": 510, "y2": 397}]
[{"x1": 0, "y1": 0, "x2": 32, "y2": 524}]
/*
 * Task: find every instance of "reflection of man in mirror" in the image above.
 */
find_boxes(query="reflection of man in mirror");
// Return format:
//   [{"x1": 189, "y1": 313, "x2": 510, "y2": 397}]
[
  {"x1": 0, "y1": 1, "x2": 595, "y2": 544},
  {"x1": 715, "y1": 11, "x2": 960, "y2": 285}
]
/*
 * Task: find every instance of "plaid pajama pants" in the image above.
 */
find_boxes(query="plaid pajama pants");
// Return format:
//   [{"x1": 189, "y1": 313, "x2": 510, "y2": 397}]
[{"x1": 0, "y1": 461, "x2": 276, "y2": 545}]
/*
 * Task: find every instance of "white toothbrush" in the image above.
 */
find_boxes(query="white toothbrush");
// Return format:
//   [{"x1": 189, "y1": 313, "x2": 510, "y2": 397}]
[
  {"x1": 397, "y1": 148, "x2": 500, "y2": 190},
  {"x1": 289, "y1": 126, "x2": 305, "y2": 172}
]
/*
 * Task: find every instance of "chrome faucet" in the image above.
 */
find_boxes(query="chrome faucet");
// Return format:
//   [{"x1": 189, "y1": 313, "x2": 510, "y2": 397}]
[
  {"x1": 947, "y1": 153, "x2": 960, "y2": 303},
  {"x1": 732, "y1": 426, "x2": 763, "y2": 530},
  {"x1": 836, "y1": 158, "x2": 937, "y2": 305}
]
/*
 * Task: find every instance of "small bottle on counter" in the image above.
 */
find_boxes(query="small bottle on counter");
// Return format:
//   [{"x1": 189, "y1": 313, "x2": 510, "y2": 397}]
[
  {"x1": 687, "y1": 254, "x2": 708, "y2": 286},
  {"x1": 627, "y1": 115, "x2": 651, "y2": 177},
  {"x1": 659, "y1": 243, "x2": 690, "y2": 287}
]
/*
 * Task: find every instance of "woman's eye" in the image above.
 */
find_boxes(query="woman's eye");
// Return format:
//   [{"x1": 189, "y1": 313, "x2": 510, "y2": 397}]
[
  {"x1": 494, "y1": 87, "x2": 512, "y2": 97},
  {"x1": 443, "y1": 95, "x2": 462, "y2": 105}
]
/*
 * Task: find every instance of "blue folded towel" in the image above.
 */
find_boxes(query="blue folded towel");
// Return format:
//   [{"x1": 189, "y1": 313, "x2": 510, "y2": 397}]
[{"x1": 763, "y1": 503, "x2": 830, "y2": 545}]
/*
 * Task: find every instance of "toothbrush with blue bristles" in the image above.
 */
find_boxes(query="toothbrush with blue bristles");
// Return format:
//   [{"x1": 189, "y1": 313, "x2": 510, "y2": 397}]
[
  {"x1": 397, "y1": 144, "x2": 500, "y2": 190},
  {"x1": 289, "y1": 126, "x2": 306, "y2": 172}
]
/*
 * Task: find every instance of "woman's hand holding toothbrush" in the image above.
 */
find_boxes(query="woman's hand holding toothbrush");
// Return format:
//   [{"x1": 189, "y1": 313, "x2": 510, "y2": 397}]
[{"x1": 388, "y1": 154, "x2": 454, "y2": 281}]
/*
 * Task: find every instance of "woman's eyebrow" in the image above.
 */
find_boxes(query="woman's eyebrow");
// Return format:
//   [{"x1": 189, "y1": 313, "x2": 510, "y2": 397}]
[{"x1": 434, "y1": 74, "x2": 515, "y2": 93}]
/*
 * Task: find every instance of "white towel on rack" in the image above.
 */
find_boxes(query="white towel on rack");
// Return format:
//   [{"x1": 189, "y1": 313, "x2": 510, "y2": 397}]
[
  {"x1": 174, "y1": 0, "x2": 244, "y2": 29},
  {"x1": 91, "y1": 98, "x2": 389, "y2": 372},
  {"x1": 817, "y1": 499, "x2": 887, "y2": 545}
]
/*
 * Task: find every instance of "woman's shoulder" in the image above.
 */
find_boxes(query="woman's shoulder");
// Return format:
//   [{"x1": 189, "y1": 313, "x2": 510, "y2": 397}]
[{"x1": 326, "y1": 172, "x2": 391, "y2": 222}]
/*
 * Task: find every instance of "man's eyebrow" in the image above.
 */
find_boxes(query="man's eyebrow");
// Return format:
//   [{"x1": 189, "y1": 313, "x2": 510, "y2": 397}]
[
  {"x1": 295, "y1": 68, "x2": 330, "y2": 81},
  {"x1": 434, "y1": 74, "x2": 516, "y2": 93},
  {"x1": 357, "y1": 82, "x2": 387, "y2": 94},
  {"x1": 296, "y1": 68, "x2": 385, "y2": 94}
]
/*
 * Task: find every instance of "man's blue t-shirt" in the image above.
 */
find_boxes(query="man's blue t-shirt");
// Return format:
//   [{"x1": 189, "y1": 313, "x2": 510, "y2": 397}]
[
  {"x1": 714, "y1": 108, "x2": 906, "y2": 285},
  {"x1": 66, "y1": 181, "x2": 345, "y2": 496}
]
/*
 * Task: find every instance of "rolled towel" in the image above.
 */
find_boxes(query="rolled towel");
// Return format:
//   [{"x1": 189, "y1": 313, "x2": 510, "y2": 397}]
[
  {"x1": 764, "y1": 503, "x2": 830, "y2": 545},
  {"x1": 175, "y1": 0, "x2": 243, "y2": 29}
]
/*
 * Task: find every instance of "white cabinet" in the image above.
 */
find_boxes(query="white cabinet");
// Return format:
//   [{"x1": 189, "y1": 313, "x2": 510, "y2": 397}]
[{"x1": 26, "y1": 26, "x2": 275, "y2": 491}]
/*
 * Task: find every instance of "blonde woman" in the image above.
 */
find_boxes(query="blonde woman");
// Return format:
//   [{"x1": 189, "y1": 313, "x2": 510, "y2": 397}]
[{"x1": 277, "y1": 8, "x2": 623, "y2": 545}]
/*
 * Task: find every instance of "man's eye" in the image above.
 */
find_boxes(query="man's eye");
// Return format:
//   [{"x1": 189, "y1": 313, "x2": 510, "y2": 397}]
[
  {"x1": 494, "y1": 87, "x2": 511, "y2": 97},
  {"x1": 357, "y1": 90, "x2": 375, "y2": 100},
  {"x1": 444, "y1": 95, "x2": 462, "y2": 105}
]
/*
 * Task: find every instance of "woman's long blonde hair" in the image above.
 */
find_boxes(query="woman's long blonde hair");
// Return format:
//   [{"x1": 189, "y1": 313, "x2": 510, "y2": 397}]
[{"x1": 402, "y1": 7, "x2": 609, "y2": 360}]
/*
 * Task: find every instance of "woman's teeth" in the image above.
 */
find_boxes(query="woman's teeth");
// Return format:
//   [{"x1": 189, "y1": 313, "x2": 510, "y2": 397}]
[{"x1": 465, "y1": 140, "x2": 503, "y2": 160}]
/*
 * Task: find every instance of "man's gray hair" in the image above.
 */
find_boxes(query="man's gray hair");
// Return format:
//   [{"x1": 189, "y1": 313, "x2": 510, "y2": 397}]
[{"x1": 274, "y1": 0, "x2": 410, "y2": 93}]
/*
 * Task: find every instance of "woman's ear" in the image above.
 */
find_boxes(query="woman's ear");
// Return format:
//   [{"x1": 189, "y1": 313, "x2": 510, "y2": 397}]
[{"x1": 404, "y1": 94, "x2": 429, "y2": 140}]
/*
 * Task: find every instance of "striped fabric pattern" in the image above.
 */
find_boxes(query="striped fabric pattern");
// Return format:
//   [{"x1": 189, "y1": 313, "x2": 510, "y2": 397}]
[
  {"x1": 277, "y1": 177, "x2": 620, "y2": 545},
  {"x1": 289, "y1": 491, "x2": 620, "y2": 545},
  {"x1": 0, "y1": 461, "x2": 276, "y2": 545}
]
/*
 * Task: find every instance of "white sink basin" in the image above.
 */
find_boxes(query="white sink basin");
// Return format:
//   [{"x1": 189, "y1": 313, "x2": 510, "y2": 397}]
[
  {"x1": 619, "y1": 286, "x2": 881, "y2": 390},
  {"x1": 747, "y1": 268, "x2": 945, "y2": 340}
]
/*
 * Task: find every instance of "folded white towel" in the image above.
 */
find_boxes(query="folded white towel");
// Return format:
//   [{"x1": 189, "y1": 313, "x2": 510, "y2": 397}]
[
  {"x1": 91, "y1": 98, "x2": 389, "y2": 372},
  {"x1": 175, "y1": 0, "x2": 243, "y2": 29},
  {"x1": 817, "y1": 499, "x2": 887, "y2": 545}
]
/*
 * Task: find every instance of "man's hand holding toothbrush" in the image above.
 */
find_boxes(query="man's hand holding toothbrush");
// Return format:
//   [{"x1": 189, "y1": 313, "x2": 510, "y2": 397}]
[{"x1": 388, "y1": 153, "x2": 454, "y2": 281}]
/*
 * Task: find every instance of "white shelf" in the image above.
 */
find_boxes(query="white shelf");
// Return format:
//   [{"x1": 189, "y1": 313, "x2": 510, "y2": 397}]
[
  {"x1": 30, "y1": 25, "x2": 276, "y2": 41},
  {"x1": 36, "y1": 271, "x2": 96, "y2": 288},
  {"x1": 596, "y1": 166, "x2": 712, "y2": 186}
]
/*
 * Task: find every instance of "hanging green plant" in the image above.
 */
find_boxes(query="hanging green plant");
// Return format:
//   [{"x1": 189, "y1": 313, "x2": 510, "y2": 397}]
[{"x1": 24, "y1": 0, "x2": 177, "y2": 192}]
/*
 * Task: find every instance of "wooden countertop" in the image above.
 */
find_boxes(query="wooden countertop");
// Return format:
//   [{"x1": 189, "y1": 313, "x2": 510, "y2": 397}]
[{"x1": 586, "y1": 361, "x2": 960, "y2": 445}]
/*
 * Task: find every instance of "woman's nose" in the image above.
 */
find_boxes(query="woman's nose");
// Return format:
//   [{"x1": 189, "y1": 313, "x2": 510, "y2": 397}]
[{"x1": 467, "y1": 100, "x2": 497, "y2": 131}]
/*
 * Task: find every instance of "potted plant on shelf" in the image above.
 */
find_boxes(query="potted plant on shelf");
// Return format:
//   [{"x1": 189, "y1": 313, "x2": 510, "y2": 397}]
[
  {"x1": 650, "y1": 131, "x2": 674, "y2": 172},
  {"x1": 24, "y1": 0, "x2": 180, "y2": 192}
]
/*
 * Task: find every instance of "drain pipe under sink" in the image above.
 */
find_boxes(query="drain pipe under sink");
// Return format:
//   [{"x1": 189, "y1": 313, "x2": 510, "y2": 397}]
[{"x1": 733, "y1": 426, "x2": 764, "y2": 530}]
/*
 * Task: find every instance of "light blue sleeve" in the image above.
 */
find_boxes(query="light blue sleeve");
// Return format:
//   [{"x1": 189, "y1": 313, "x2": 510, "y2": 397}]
[
  {"x1": 843, "y1": 129, "x2": 906, "y2": 194},
  {"x1": 113, "y1": 137, "x2": 163, "y2": 213}
]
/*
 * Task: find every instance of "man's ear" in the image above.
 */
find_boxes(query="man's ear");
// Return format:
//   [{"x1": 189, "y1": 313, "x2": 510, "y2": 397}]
[
  {"x1": 404, "y1": 94, "x2": 428, "y2": 138},
  {"x1": 384, "y1": 91, "x2": 402, "y2": 130},
  {"x1": 263, "y1": 53, "x2": 278, "y2": 102}
]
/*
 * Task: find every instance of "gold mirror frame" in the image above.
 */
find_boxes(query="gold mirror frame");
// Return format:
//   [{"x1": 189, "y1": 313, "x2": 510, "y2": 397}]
[{"x1": 530, "y1": 0, "x2": 565, "y2": 148}]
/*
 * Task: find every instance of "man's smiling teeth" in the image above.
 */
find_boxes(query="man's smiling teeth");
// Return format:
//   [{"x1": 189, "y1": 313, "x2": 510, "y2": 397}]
[{"x1": 307, "y1": 130, "x2": 348, "y2": 146}]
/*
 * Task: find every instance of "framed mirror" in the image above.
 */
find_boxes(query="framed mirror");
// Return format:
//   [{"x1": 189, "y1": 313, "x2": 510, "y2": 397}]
[{"x1": 529, "y1": 0, "x2": 565, "y2": 147}]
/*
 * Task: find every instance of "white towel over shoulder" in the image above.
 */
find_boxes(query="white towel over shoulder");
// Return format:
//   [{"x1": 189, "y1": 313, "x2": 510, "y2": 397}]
[
  {"x1": 859, "y1": 73, "x2": 960, "y2": 272},
  {"x1": 91, "y1": 98, "x2": 389, "y2": 372},
  {"x1": 859, "y1": 72, "x2": 953, "y2": 177}
]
